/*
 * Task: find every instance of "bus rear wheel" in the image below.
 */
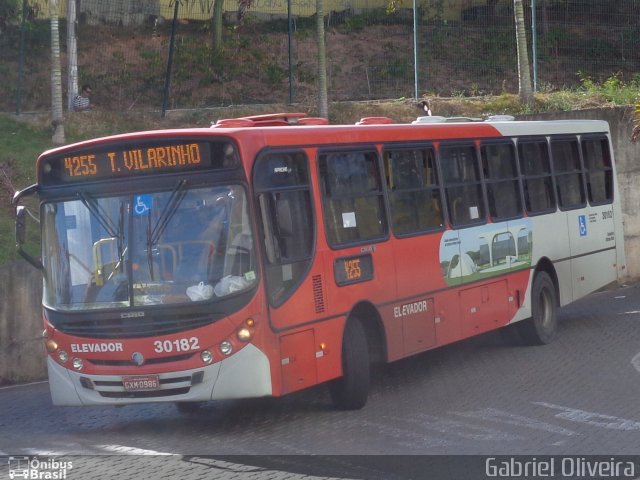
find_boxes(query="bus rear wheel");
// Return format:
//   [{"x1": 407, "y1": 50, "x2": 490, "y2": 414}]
[
  {"x1": 329, "y1": 318, "x2": 370, "y2": 410},
  {"x1": 517, "y1": 271, "x2": 558, "y2": 345}
]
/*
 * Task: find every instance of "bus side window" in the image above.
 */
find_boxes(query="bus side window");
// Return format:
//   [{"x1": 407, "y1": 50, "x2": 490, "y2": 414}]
[
  {"x1": 440, "y1": 144, "x2": 485, "y2": 227},
  {"x1": 551, "y1": 138, "x2": 585, "y2": 210},
  {"x1": 582, "y1": 137, "x2": 613, "y2": 205},
  {"x1": 518, "y1": 140, "x2": 556, "y2": 215},
  {"x1": 481, "y1": 141, "x2": 522, "y2": 221},
  {"x1": 319, "y1": 150, "x2": 387, "y2": 246},
  {"x1": 254, "y1": 152, "x2": 314, "y2": 306},
  {"x1": 385, "y1": 147, "x2": 443, "y2": 234}
]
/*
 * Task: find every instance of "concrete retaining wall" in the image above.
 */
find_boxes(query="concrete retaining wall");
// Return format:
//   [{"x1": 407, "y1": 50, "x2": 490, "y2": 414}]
[
  {"x1": 0, "y1": 261, "x2": 45, "y2": 384},
  {"x1": 1, "y1": 106, "x2": 638, "y2": 384}
]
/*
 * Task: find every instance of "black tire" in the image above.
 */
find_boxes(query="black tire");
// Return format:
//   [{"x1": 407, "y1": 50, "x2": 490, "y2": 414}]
[
  {"x1": 517, "y1": 271, "x2": 558, "y2": 345},
  {"x1": 175, "y1": 401, "x2": 203, "y2": 414},
  {"x1": 329, "y1": 318, "x2": 370, "y2": 410}
]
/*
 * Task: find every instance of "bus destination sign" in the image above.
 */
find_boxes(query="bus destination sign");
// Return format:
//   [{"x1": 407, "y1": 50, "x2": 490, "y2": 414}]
[{"x1": 41, "y1": 141, "x2": 213, "y2": 185}]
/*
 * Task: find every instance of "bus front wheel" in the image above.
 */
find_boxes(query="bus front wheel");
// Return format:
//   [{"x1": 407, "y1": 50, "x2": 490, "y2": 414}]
[
  {"x1": 329, "y1": 318, "x2": 370, "y2": 410},
  {"x1": 518, "y1": 271, "x2": 558, "y2": 345}
]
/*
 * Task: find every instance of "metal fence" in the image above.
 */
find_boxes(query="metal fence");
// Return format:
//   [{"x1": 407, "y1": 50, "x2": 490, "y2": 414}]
[{"x1": 2, "y1": 0, "x2": 639, "y2": 113}]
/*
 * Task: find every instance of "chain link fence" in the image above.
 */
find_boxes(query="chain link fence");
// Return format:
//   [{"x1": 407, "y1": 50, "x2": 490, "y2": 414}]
[{"x1": 1, "y1": 0, "x2": 639, "y2": 112}]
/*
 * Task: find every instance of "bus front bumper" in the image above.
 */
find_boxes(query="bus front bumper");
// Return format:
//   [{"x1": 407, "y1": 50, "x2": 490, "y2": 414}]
[{"x1": 47, "y1": 343, "x2": 272, "y2": 406}]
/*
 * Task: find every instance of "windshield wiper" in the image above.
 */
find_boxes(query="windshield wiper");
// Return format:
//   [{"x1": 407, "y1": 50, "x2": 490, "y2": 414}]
[
  {"x1": 146, "y1": 212, "x2": 154, "y2": 281},
  {"x1": 78, "y1": 191, "x2": 119, "y2": 238},
  {"x1": 145, "y1": 180, "x2": 188, "y2": 275},
  {"x1": 150, "y1": 179, "x2": 188, "y2": 245},
  {"x1": 108, "y1": 201, "x2": 127, "y2": 281},
  {"x1": 79, "y1": 192, "x2": 128, "y2": 281},
  {"x1": 79, "y1": 192, "x2": 129, "y2": 283}
]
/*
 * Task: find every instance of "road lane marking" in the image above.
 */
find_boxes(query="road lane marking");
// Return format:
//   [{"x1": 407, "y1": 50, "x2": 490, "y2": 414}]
[
  {"x1": 534, "y1": 402, "x2": 640, "y2": 431},
  {"x1": 0, "y1": 381, "x2": 48, "y2": 391},
  {"x1": 21, "y1": 448, "x2": 78, "y2": 455},
  {"x1": 415, "y1": 414, "x2": 520, "y2": 441},
  {"x1": 95, "y1": 445, "x2": 175, "y2": 456},
  {"x1": 360, "y1": 418, "x2": 454, "y2": 448},
  {"x1": 452, "y1": 408, "x2": 576, "y2": 436},
  {"x1": 631, "y1": 352, "x2": 640, "y2": 373}
]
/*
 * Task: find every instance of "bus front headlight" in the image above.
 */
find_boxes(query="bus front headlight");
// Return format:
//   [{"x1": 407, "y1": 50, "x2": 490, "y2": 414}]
[
  {"x1": 46, "y1": 339, "x2": 58, "y2": 353},
  {"x1": 237, "y1": 327, "x2": 252, "y2": 342},
  {"x1": 219, "y1": 341, "x2": 233, "y2": 356},
  {"x1": 200, "y1": 350, "x2": 213, "y2": 364},
  {"x1": 57, "y1": 350, "x2": 68, "y2": 363}
]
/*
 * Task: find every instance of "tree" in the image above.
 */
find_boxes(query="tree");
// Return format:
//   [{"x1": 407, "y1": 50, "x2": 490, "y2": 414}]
[
  {"x1": 316, "y1": 0, "x2": 328, "y2": 118},
  {"x1": 66, "y1": 0, "x2": 78, "y2": 110},
  {"x1": 49, "y1": 0, "x2": 65, "y2": 145},
  {"x1": 513, "y1": 0, "x2": 534, "y2": 106},
  {"x1": 632, "y1": 101, "x2": 640, "y2": 143},
  {"x1": 210, "y1": 0, "x2": 224, "y2": 53}
]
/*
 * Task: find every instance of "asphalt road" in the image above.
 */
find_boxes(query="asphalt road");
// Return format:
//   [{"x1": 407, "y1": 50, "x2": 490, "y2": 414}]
[{"x1": 1, "y1": 282, "x2": 640, "y2": 479}]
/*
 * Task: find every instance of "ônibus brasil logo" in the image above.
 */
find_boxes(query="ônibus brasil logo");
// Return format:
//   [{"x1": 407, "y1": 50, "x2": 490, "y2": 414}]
[{"x1": 7, "y1": 456, "x2": 73, "y2": 479}]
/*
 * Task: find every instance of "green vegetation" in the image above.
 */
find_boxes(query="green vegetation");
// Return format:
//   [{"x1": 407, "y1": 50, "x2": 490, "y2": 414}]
[
  {"x1": 3, "y1": 5, "x2": 639, "y2": 111},
  {"x1": 0, "y1": 114, "x2": 50, "y2": 265},
  {"x1": 577, "y1": 72, "x2": 640, "y2": 105},
  {"x1": 451, "y1": 74, "x2": 640, "y2": 117},
  {"x1": 1, "y1": 74, "x2": 638, "y2": 267},
  {"x1": 0, "y1": 111, "x2": 200, "y2": 265}
]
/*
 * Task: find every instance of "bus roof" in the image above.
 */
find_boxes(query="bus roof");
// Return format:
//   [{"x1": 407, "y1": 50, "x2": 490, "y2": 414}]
[{"x1": 37, "y1": 114, "x2": 610, "y2": 160}]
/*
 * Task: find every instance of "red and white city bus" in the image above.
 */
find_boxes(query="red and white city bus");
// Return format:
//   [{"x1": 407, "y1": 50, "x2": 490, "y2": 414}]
[{"x1": 14, "y1": 113, "x2": 625, "y2": 410}]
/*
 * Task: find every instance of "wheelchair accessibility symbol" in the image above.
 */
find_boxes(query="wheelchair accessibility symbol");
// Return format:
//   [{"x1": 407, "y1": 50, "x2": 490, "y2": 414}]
[
  {"x1": 578, "y1": 215, "x2": 587, "y2": 236},
  {"x1": 134, "y1": 194, "x2": 152, "y2": 216}
]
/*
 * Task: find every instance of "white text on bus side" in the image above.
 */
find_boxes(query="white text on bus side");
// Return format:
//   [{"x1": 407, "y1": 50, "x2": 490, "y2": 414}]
[
  {"x1": 393, "y1": 300, "x2": 428, "y2": 318},
  {"x1": 70, "y1": 343, "x2": 124, "y2": 353}
]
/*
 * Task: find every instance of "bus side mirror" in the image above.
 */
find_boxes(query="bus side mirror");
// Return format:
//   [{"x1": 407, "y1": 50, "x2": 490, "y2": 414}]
[
  {"x1": 15, "y1": 205, "x2": 43, "y2": 271},
  {"x1": 16, "y1": 205, "x2": 27, "y2": 244}
]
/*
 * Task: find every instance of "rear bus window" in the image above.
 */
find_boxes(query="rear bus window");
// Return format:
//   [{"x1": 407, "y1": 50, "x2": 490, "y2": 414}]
[
  {"x1": 319, "y1": 150, "x2": 387, "y2": 246},
  {"x1": 384, "y1": 147, "x2": 443, "y2": 235},
  {"x1": 518, "y1": 140, "x2": 556, "y2": 215},
  {"x1": 551, "y1": 138, "x2": 586, "y2": 209},
  {"x1": 440, "y1": 144, "x2": 485, "y2": 227},
  {"x1": 481, "y1": 141, "x2": 522, "y2": 221},
  {"x1": 582, "y1": 137, "x2": 613, "y2": 205}
]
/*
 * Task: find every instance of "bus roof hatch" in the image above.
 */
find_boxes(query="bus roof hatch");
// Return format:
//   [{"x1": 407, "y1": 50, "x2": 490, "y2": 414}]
[{"x1": 212, "y1": 112, "x2": 329, "y2": 128}]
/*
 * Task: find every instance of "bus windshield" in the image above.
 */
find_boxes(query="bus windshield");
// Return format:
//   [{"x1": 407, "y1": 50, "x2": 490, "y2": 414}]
[{"x1": 42, "y1": 184, "x2": 256, "y2": 311}]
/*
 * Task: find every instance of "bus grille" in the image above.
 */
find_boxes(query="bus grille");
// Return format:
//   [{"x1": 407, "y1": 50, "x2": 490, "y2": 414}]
[
  {"x1": 52, "y1": 312, "x2": 221, "y2": 339},
  {"x1": 98, "y1": 387, "x2": 190, "y2": 398},
  {"x1": 87, "y1": 353, "x2": 194, "y2": 367},
  {"x1": 83, "y1": 371, "x2": 203, "y2": 399}
]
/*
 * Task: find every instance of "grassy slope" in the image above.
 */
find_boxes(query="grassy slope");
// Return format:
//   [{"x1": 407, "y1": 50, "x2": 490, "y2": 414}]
[
  {"x1": 0, "y1": 115, "x2": 52, "y2": 265},
  {"x1": 1, "y1": 88, "x2": 638, "y2": 266}
]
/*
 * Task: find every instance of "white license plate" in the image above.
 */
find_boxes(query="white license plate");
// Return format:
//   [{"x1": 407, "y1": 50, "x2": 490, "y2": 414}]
[{"x1": 122, "y1": 375, "x2": 160, "y2": 391}]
